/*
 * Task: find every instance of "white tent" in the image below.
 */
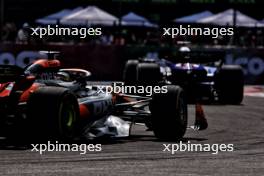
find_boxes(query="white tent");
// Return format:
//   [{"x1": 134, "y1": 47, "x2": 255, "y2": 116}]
[
  {"x1": 121, "y1": 12, "x2": 157, "y2": 27},
  {"x1": 36, "y1": 7, "x2": 83, "y2": 25},
  {"x1": 198, "y1": 9, "x2": 264, "y2": 27},
  {"x1": 60, "y1": 6, "x2": 119, "y2": 26},
  {"x1": 174, "y1": 11, "x2": 213, "y2": 23}
]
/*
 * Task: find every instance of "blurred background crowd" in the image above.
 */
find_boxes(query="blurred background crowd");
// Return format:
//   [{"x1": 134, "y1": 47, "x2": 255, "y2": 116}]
[
  {"x1": 1, "y1": 0, "x2": 264, "y2": 48},
  {"x1": 1, "y1": 0, "x2": 264, "y2": 84}
]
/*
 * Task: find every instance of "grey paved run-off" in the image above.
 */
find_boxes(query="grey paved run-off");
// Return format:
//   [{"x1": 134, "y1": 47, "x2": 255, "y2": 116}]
[{"x1": 0, "y1": 96, "x2": 264, "y2": 176}]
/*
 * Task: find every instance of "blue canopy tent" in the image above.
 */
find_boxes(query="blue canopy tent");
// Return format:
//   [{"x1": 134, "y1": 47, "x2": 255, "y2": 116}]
[
  {"x1": 198, "y1": 9, "x2": 264, "y2": 27},
  {"x1": 174, "y1": 11, "x2": 213, "y2": 23},
  {"x1": 60, "y1": 6, "x2": 119, "y2": 26},
  {"x1": 121, "y1": 12, "x2": 157, "y2": 27},
  {"x1": 35, "y1": 7, "x2": 83, "y2": 25}
]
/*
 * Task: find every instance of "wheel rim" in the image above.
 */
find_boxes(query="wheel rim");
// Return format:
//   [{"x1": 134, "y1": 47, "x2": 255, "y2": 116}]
[
  {"x1": 65, "y1": 106, "x2": 74, "y2": 127},
  {"x1": 59, "y1": 101, "x2": 76, "y2": 137}
]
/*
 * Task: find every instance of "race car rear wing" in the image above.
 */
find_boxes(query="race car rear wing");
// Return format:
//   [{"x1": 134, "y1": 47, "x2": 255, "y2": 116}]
[
  {"x1": 0, "y1": 65, "x2": 24, "y2": 83},
  {"x1": 167, "y1": 51, "x2": 225, "y2": 64}
]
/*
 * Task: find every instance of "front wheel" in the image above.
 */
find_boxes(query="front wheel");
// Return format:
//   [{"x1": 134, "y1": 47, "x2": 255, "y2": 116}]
[{"x1": 150, "y1": 85, "x2": 188, "y2": 141}]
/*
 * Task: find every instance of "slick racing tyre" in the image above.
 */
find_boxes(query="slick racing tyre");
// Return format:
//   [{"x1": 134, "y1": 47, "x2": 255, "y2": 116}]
[
  {"x1": 123, "y1": 60, "x2": 139, "y2": 85},
  {"x1": 27, "y1": 87, "x2": 79, "y2": 141},
  {"x1": 137, "y1": 63, "x2": 162, "y2": 85},
  {"x1": 215, "y1": 65, "x2": 244, "y2": 104},
  {"x1": 150, "y1": 85, "x2": 188, "y2": 141}
]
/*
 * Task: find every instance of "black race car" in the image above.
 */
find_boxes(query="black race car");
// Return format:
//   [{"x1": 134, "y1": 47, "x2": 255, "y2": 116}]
[{"x1": 123, "y1": 48, "x2": 244, "y2": 104}]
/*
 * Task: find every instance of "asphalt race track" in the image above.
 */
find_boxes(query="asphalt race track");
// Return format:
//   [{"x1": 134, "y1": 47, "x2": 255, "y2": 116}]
[{"x1": 0, "y1": 88, "x2": 264, "y2": 175}]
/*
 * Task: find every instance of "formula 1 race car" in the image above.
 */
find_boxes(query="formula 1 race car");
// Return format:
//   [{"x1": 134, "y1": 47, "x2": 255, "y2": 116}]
[
  {"x1": 0, "y1": 52, "x2": 187, "y2": 142},
  {"x1": 123, "y1": 47, "x2": 244, "y2": 104}
]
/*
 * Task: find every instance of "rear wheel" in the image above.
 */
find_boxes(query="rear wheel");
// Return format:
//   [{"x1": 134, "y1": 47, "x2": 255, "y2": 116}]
[
  {"x1": 27, "y1": 87, "x2": 79, "y2": 141},
  {"x1": 137, "y1": 63, "x2": 162, "y2": 85},
  {"x1": 215, "y1": 65, "x2": 244, "y2": 104},
  {"x1": 123, "y1": 60, "x2": 139, "y2": 85},
  {"x1": 150, "y1": 85, "x2": 188, "y2": 141}
]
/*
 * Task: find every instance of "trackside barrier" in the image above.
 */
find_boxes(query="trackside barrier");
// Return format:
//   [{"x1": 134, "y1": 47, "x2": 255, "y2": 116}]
[{"x1": 0, "y1": 43, "x2": 263, "y2": 84}]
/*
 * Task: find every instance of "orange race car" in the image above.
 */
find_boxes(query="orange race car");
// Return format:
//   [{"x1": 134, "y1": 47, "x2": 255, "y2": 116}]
[{"x1": 0, "y1": 52, "x2": 196, "y2": 143}]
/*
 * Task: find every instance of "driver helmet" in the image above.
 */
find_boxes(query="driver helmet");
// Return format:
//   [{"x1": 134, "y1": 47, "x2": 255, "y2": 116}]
[
  {"x1": 57, "y1": 71, "x2": 71, "y2": 82},
  {"x1": 179, "y1": 46, "x2": 191, "y2": 53}
]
